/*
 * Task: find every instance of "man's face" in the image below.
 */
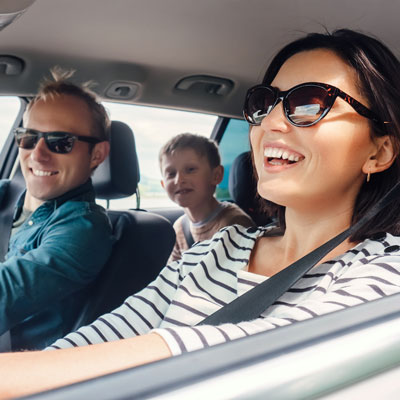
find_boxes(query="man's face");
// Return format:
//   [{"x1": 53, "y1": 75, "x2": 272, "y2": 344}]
[{"x1": 20, "y1": 94, "x2": 107, "y2": 211}]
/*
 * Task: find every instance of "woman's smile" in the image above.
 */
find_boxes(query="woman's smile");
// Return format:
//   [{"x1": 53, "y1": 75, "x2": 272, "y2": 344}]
[{"x1": 263, "y1": 144, "x2": 305, "y2": 171}]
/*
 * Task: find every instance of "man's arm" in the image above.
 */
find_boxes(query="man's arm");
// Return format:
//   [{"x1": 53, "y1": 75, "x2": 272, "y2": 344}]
[
  {"x1": 0, "y1": 333, "x2": 171, "y2": 399},
  {"x1": 0, "y1": 209, "x2": 113, "y2": 335}
]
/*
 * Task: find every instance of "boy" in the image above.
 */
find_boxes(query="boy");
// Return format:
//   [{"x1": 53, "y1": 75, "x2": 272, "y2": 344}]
[{"x1": 159, "y1": 133, "x2": 254, "y2": 262}]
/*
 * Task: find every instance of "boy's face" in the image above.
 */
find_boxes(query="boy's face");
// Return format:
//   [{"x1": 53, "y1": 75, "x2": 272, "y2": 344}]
[{"x1": 160, "y1": 148, "x2": 223, "y2": 209}]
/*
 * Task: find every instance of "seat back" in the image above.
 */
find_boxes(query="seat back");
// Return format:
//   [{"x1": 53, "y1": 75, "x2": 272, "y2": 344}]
[
  {"x1": 72, "y1": 209, "x2": 175, "y2": 328},
  {"x1": 92, "y1": 120, "x2": 140, "y2": 200},
  {"x1": 71, "y1": 121, "x2": 175, "y2": 329},
  {"x1": 228, "y1": 151, "x2": 272, "y2": 226}
]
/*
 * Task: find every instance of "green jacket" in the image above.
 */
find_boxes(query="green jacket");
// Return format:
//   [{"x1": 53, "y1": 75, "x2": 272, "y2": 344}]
[{"x1": 0, "y1": 179, "x2": 113, "y2": 350}]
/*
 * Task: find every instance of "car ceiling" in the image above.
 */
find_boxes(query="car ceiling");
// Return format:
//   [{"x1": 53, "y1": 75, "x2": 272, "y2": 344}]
[{"x1": 0, "y1": 0, "x2": 399, "y2": 118}]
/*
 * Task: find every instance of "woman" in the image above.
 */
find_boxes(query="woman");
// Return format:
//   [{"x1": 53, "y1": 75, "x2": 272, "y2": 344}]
[{"x1": 2, "y1": 28, "x2": 400, "y2": 397}]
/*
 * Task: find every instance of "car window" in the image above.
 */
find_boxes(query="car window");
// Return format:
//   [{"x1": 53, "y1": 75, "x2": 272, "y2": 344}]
[
  {"x1": 101, "y1": 102, "x2": 218, "y2": 209},
  {"x1": 0, "y1": 96, "x2": 23, "y2": 151},
  {"x1": 216, "y1": 118, "x2": 250, "y2": 200}
]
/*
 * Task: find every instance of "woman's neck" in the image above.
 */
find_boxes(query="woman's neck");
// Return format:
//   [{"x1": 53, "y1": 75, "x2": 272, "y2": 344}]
[
  {"x1": 248, "y1": 203, "x2": 359, "y2": 277},
  {"x1": 278, "y1": 205, "x2": 356, "y2": 262}
]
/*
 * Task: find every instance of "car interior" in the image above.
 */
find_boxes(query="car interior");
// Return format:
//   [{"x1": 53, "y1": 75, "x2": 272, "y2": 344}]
[{"x1": 2, "y1": 0, "x2": 400, "y2": 398}]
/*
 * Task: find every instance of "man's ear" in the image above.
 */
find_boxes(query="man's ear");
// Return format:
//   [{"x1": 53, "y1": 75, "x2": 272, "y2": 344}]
[
  {"x1": 362, "y1": 136, "x2": 396, "y2": 175},
  {"x1": 212, "y1": 165, "x2": 224, "y2": 185},
  {"x1": 90, "y1": 141, "x2": 110, "y2": 169}
]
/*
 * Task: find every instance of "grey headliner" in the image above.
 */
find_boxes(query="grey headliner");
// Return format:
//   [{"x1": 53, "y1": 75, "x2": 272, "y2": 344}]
[{"x1": 0, "y1": 0, "x2": 398, "y2": 118}]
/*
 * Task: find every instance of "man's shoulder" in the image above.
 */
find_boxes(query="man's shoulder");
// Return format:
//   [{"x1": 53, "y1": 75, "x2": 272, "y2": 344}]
[{"x1": 53, "y1": 199, "x2": 110, "y2": 225}]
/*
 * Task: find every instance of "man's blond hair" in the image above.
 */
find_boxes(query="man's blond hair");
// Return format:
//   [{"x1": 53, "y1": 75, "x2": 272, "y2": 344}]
[{"x1": 25, "y1": 66, "x2": 110, "y2": 142}]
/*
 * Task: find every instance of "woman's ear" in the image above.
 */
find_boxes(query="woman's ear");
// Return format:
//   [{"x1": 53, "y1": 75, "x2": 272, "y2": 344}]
[{"x1": 362, "y1": 136, "x2": 396, "y2": 175}]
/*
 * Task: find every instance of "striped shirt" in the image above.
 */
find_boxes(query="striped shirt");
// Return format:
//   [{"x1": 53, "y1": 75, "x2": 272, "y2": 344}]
[
  {"x1": 48, "y1": 225, "x2": 400, "y2": 355},
  {"x1": 169, "y1": 202, "x2": 254, "y2": 262}
]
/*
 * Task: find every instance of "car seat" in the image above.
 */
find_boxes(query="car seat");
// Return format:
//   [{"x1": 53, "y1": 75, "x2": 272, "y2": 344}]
[{"x1": 70, "y1": 121, "x2": 176, "y2": 329}]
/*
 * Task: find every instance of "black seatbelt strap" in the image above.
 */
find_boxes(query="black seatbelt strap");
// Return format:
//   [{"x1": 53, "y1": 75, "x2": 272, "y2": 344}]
[
  {"x1": 199, "y1": 181, "x2": 400, "y2": 326},
  {"x1": 181, "y1": 215, "x2": 195, "y2": 248}
]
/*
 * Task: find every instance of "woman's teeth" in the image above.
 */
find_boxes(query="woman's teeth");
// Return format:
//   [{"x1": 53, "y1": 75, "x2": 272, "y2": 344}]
[{"x1": 264, "y1": 147, "x2": 302, "y2": 163}]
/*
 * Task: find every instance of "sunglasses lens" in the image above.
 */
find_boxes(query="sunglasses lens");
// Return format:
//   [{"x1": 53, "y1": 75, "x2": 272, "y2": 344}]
[
  {"x1": 287, "y1": 85, "x2": 331, "y2": 126},
  {"x1": 46, "y1": 133, "x2": 75, "y2": 154},
  {"x1": 15, "y1": 131, "x2": 38, "y2": 149},
  {"x1": 245, "y1": 86, "x2": 276, "y2": 124}
]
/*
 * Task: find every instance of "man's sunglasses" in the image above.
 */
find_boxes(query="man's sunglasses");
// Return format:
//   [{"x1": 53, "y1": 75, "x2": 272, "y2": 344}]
[
  {"x1": 243, "y1": 81, "x2": 381, "y2": 127},
  {"x1": 14, "y1": 128, "x2": 103, "y2": 154}
]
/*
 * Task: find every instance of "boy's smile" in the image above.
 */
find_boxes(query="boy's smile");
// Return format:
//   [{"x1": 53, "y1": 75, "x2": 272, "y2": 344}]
[
  {"x1": 175, "y1": 188, "x2": 194, "y2": 196},
  {"x1": 160, "y1": 147, "x2": 223, "y2": 215}
]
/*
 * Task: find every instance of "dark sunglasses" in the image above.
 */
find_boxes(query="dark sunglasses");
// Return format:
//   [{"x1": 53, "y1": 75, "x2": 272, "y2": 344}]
[
  {"x1": 14, "y1": 128, "x2": 103, "y2": 154},
  {"x1": 243, "y1": 82, "x2": 381, "y2": 127}
]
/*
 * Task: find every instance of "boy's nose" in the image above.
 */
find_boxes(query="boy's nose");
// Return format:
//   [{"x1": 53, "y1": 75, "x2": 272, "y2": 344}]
[{"x1": 175, "y1": 172, "x2": 186, "y2": 184}]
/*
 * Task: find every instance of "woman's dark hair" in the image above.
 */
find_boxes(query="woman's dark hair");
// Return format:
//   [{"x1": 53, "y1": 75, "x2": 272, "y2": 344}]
[{"x1": 256, "y1": 29, "x2": 400, "y2": 241}]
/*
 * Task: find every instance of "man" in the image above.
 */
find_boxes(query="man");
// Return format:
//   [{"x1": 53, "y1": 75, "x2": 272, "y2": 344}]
[{"x1": 0, "y1": 68, "x2": 113, "y2": 351}]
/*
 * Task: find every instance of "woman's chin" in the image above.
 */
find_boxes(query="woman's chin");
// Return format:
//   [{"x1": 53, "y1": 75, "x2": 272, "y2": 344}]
[{"x1": 257, "y1": 184, "x2": 294, "y2": 207}]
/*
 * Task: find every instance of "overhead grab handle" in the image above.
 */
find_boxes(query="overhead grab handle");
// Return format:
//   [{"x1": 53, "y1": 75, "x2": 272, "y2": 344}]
[
  {"x1": 0, "y1": 56, "x2": 24, "y2": 75},
  {"x1": 175, "y1": 75, "x2": 234, "y2": 96}
]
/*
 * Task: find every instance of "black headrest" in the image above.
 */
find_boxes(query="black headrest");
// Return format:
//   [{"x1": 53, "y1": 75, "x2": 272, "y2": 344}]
[
  {"x1": 92, "y1": 120, "x2": 140, "y2": 200},
  {"x1": 228, "y1": 151, "x2": 257, "y2": 211}
]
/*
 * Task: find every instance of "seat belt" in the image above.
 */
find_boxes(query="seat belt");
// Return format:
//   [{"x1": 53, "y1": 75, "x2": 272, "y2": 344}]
[
  {"x1": 199, "y1": 181, "x2": 400, "y2": 326},
  {"x1": 0, "y1": 180, "x2": 25, "y2": 352},
  {"x1": 181, "y1": 215, "x2": 195, "y2": 248}
]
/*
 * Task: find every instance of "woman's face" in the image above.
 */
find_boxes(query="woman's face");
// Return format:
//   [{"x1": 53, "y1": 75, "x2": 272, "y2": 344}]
[{"x1": 250, "y1": 48, "x2": 379, "y2": 213}]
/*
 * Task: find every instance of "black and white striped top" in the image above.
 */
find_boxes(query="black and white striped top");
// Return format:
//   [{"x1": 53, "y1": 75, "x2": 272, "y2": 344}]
[{"x1": 48, "y1": 225, "x2": 400, "y2": 355}]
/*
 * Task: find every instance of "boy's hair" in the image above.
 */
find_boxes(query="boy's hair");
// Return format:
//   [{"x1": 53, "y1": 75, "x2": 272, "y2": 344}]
[
  {"x1": 159, "y1": 133, "x2": 221, "y2": 169},
  {"x1": 25, "y1": 66, "x2": 110, "y2": 142}
]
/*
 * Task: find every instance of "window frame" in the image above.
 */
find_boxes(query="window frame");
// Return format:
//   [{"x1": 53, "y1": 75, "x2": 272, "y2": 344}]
[
  {"x1": 0, "y1": 97, "x2": 27, "y2": 180},
  {"x1": 24, "y1": 292, "x2": 400, "y2": 399}
]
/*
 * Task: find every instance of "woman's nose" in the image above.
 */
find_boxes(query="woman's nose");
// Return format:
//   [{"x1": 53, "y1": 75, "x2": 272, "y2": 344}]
[
  {"x1": 260, "y1": 101, "x2": 291, "y2": 133},
  {"x1": 30, "y1": 138, "x2": 51, "y2": 162}
]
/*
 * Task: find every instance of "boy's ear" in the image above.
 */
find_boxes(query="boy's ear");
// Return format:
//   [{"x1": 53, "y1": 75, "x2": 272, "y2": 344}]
[
  {"x1": 212, "y1": 165, "x2": 224, "y2": 185},
  {"x1": 160, "y1": 180, "x2": 165, "y2": 190},
  {"x1": 362, "y1": 135, "x2": 396, "y2": 175}
]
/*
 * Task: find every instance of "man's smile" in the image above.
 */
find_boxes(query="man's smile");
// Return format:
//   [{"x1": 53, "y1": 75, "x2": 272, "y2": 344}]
[{"x1": 31, "y1": 168, "x2": 58, "y2": 177}]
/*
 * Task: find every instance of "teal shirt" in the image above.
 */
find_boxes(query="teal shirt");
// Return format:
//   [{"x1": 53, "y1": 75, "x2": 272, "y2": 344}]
[{"x1": 0, "y1": 179, "x2": 113, "y2": 350}]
